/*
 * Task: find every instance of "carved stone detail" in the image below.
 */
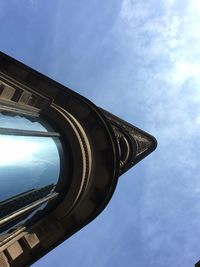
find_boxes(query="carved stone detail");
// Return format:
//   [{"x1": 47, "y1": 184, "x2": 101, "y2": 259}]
[{"x1": 0, "y1": 252, "x2": 9, "y2": 267}]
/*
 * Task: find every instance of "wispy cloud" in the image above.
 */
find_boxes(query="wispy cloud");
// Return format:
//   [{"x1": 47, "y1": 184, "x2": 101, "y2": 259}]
[{"x1": 111, "y1": 1, "x2": 200, "y2": 266}]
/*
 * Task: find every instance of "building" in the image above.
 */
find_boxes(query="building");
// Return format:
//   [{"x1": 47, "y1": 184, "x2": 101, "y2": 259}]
[
  {"x1": 0, "y1": 52, "x2": 157, "y2": 267},
  {"x1": 196, "y1": 260, "x2": 200, "y2": 266}
]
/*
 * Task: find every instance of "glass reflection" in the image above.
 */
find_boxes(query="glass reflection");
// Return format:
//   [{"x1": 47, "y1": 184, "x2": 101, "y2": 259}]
[
  {"x1": 0, "y1": 135, "x2": 60, "y2": 202},
  {"x1": 0, "y1": 113, "x2": 47, "y2": 131},
  {"x1": 0, "y1": 114, "x2": 61, "y2": 221}
]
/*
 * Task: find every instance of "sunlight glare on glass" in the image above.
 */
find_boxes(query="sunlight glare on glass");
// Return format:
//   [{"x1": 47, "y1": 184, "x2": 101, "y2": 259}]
[{"x1": 0, "y1": 135, "x2": 39, "y2": 166}]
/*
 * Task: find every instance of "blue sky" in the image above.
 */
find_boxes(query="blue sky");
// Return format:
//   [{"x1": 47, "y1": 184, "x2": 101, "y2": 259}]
[{"x1": 1, "y1": 0, "x2": 200, "y2": 266}]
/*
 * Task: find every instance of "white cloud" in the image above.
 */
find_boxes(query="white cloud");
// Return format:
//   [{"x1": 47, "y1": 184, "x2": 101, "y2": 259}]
[
  {"x1": 120, "y1": 0, "x2": 150, "y2": 22},
  {"x1": 107, "y1": 1, "x2": 200, "y2": 265},
  {"x1": 166, "y1": 61, "x2": 200, "y2": 85}
]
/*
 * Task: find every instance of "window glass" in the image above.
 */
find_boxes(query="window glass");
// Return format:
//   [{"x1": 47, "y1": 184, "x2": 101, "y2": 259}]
[
  {"x1": 0, "y1": 114, "x2": 61, "y2": 221},
  {"x1": 0, "y1": 135, "x2": 60, "y2": 202},
  {"x1": 0, "y1": 113, "x2": 47, "y2": 131}
]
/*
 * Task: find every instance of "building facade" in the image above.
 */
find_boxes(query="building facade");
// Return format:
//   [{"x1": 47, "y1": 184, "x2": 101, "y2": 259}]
[{"x1": 0, "y1": 52, "x2": 157, "y2": 267}]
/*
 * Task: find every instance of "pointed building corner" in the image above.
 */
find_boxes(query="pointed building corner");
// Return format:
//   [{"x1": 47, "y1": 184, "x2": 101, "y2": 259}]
[
  {"x1": 0, "y1": 52, "x2": 158, "y2": 265},
  {"x1": 100, "y1": 108, "x2": 157, "y2": 175}
]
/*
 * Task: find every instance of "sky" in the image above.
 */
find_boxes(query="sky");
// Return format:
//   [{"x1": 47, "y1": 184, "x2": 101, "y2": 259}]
[{"x1": 0, "y1": 0, "x2": 200, "y2": 266}]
